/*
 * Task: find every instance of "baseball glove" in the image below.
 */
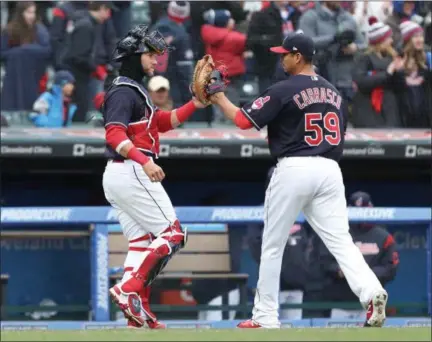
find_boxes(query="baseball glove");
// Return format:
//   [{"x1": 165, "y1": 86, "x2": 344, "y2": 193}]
[{"x1": 191, "y1": 54, "x2": 229, "y2": 105}]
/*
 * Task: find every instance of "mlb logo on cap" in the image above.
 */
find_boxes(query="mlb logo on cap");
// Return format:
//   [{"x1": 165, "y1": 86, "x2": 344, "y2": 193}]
[{"x1": 270, "y1": 32, "x2": 316, "y2": 58}]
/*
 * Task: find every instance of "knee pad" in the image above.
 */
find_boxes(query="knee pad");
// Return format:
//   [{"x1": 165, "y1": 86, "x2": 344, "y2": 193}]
[
  {"x1": 158, "y1": 220, "x2": 187, "y2": 251},
  {"x1": 134, "y1": 220, "x2": 187, "y2": 287}
]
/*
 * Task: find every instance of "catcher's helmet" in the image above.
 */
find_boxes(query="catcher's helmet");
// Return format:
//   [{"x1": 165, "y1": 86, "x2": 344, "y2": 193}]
[{"x1": 112, "y1": 24, "x2": 174, "y2": 62}]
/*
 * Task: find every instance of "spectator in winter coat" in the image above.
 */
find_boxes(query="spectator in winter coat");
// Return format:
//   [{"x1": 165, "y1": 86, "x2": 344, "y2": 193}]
[
  {"x1": 49, "y1": 1, "x2": 88, "y2": 69},
  {"x1": 60, "y1": 1, "x2": 114, "y2": 122},
  {"x1": 29, "y1": 70, "x2": 76, "y2": 128},
  {"x1": 351, "y1": 17, "x2": 404, "y2": 128},
  {"x1": 189, "y1": 1, "x2": 247, "y2": 61},
  {"x1": 50, "y1": 1, "x2": 118, "y2": 116},
  {"x1": 151, "y1": 1, "x2": 194, "y2": 108},
  {"x1": 0, "y1": 1, "x2": 51, "y2": 112},
  {"x1": 246, "y1": 1, "x2": 302, "y2": 92},
  {"x1": 50, "y1": 2, "x2": 118, "y2": 71},
  {"x1": 201, "y1": 9, "x2": 246, "y2": 122},
  {"x1": 6, "y1": 1, "x2": 54, "y2": 28},
  {"x1": 298, "y1": 1, "x2": 366, "y2": 115},
  {"x1": 397, "y1": 21, "x2": 432, "y2": 128},
  {"x1": 201, "y1": 9, "x2": 246, "y2": 79},
  {"x1": 386, "y1": 1, "x2": 424, "y2": 48},
  {"x1": 111, "y1": 1, "x2": 132, "y2": 38}
]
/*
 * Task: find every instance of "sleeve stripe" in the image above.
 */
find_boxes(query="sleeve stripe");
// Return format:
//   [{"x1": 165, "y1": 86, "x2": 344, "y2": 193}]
[
  {"x1": 241, "y1": 108, "x2": 261, "y2": 131},
  {"x1": 105, "y1": 122, "x2": 127, "y2": 128},
  {"x1": 115, "y1": 139, "x2": 131, "y2": 154}
]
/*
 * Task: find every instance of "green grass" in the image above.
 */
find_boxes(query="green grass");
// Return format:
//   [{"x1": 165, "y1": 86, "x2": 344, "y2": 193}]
[{"x1": 1, "y1": 328, "x2": 431, "y2": 341}]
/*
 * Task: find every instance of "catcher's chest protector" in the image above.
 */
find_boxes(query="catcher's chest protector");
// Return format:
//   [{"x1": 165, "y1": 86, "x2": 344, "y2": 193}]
[
  {"x1": 106, "y1": 76, "x2": 160, "y2": 154},
  {"x1": 110, "y1": 76, "x2": 156, "y2": 123}
]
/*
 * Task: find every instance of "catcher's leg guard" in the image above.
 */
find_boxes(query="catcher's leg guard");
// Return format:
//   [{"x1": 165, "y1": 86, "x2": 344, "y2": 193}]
[
  {"x1": 110, "y1": 233, "x2": 153, "y2": 327},
  {"x1": 121, "y1": 220, "x2": 187, "y2": 292}
]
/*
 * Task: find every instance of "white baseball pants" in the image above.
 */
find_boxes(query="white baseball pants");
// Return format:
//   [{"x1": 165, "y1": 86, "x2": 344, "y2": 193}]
[
  {"x1": 103, "y1": 159, "x2": 177, "y2": 240},
  {"x1": 252, "y1": 157, "x2": 384, "y2": 328}
]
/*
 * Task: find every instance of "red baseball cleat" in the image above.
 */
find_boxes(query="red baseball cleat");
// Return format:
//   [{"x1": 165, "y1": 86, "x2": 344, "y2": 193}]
[
  {"x1": 109, "y1": 285, "x2": 146, "y2": 327},
  {"x1": 127, "y1": 319, "x2": 166, "y2": 329},
  {"x1": 237, "y1": 319, "x2": 262, "y2": 328},
  {"x1": 127, "y1": 320, "x2": 141, "y2": 329},
  {"x1": 364, "y1": 290, "x2": 388, "y2": 327},
  {"x1": 146, "y1": 320, "x2": 166, "y2": 329}
]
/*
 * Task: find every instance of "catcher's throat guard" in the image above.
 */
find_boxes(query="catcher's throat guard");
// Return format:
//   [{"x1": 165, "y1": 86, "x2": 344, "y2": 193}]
[{"x1": 113, "y1": 24, "x2": 175, "y2": 62}]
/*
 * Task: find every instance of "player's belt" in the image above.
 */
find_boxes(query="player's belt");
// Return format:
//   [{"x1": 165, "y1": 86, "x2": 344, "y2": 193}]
[{"x1": 111, "y1": 150, "x2": 155, "y2": 163}]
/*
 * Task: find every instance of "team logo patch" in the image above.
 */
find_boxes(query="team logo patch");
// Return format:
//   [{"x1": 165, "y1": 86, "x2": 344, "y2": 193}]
[{"x1": 251, "y1": 96, "x2": 270, "y2": 110}]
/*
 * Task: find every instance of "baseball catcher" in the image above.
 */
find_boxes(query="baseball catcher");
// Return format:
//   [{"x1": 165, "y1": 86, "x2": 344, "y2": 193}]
[{"x1": 103, "y1": 24, "x2": 209, "y2": 329}]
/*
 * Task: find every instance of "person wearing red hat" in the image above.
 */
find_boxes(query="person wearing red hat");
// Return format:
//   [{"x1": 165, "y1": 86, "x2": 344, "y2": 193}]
[{"x1": 351, "y1": 16, "x2": 405, "y2": 128}]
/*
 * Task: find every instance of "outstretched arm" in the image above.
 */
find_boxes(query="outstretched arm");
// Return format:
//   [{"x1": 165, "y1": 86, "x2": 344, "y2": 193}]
[
  {"x1": 156, "y1": 97, "x2": 206, "y2": 133},
  {"x1": 211, "y1": 85, "x2": 283, "y2": 130},
  {"x1": 210, "y1": 93, "x2": 253, "y2": 130}
]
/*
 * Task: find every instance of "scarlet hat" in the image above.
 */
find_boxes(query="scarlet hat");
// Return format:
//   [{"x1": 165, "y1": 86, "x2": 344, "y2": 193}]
[
  {"x1": 367, "y1": 16, "x2": 392, "y2": 45},
  {"x1": 270, "y1": 32, "x2": 315, "y2": 58},
  {"x1": 400, "y1": 20, "x2": 423, "y2": 43}
]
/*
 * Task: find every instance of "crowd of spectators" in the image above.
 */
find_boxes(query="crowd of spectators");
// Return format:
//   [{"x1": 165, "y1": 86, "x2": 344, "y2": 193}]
[{"x1": 0, "y1": 1, "x2": 431, "y2": 129}]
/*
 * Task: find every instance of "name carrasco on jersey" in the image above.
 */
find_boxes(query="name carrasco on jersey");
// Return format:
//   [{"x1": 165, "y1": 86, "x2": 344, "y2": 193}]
[{"x1": 241, "y1": 74, "x2": 346, "y2": 162}]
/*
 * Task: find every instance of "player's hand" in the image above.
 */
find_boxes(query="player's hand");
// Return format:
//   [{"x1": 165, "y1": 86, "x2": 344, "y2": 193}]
[
  {"x1": 192, "y1": 96, "x2": 209, "y2": 109},
  {"x1": 208, "y1": 79, "x2": 225, "y2": 104},
  {"x1": 209, "y1": 91, "x2": 225, "y2": 105},
  {"x1": 142, "y1": 161, "x2": 165, "y2": 182}
]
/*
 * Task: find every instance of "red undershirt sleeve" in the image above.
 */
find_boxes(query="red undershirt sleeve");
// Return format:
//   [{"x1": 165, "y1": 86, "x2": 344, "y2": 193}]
[
  {"x1": 156, "y1": 101, "x2": 197, "y2": 133},
  {"x1": 234, "y1": 109, "x2": 254, "y2": 129},
  {"x1": 156, "y1": 109, "x2": 172, "y2": 133},
  {"x1": 105, "y1": 125, "x2": 149, "y2": 165},
  {"x1": 106, "y1": 124, "x2": 130, "y2": 152}
]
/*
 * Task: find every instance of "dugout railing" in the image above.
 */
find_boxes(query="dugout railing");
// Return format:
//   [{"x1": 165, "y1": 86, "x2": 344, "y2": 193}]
[{"x1": 1, "y1": 206, "x2": 431, "y2": 321}]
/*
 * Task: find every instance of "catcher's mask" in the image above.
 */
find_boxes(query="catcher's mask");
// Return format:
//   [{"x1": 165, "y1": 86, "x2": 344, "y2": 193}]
[{"x1": 112, "y1": 24, "x2": 174, "y2": 62}]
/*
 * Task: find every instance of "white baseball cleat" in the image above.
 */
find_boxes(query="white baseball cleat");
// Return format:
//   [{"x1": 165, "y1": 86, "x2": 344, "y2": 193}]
[{"x1": 364, "y1": 290, "x2": 388, "y2": 327}]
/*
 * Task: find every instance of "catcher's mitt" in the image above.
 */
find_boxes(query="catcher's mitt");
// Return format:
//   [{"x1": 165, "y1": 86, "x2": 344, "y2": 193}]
[{"x1": 191, "y1": 55, "x2": 229, "y2": 105}]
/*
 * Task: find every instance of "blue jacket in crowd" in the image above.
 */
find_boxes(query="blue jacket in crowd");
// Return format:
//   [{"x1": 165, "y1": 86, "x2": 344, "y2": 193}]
[{"x1": 29, "y1": 85, "x2": 77, "y2": 128}]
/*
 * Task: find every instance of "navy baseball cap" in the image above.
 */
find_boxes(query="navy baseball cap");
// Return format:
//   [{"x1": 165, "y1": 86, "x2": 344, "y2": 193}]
[
  {"x1": 270, "y1": 32, "x2": 315, "y2": 58},
  {"x1": 349, "y1": 191, "x2": 373, "y2": 207}
]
